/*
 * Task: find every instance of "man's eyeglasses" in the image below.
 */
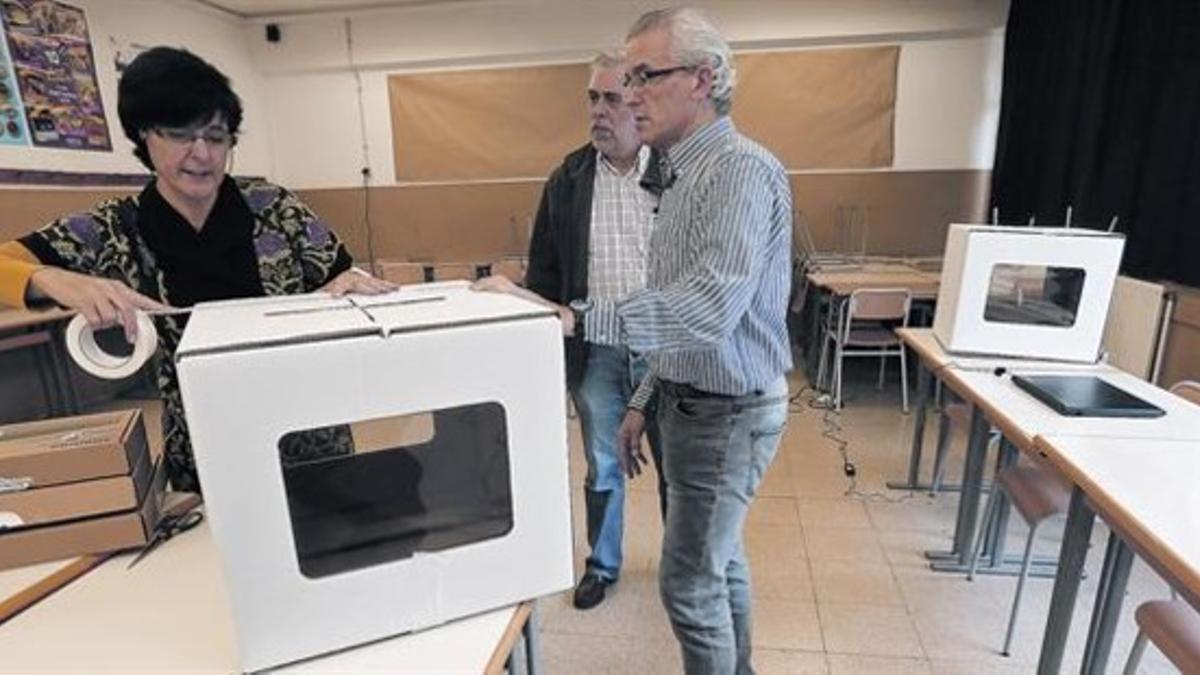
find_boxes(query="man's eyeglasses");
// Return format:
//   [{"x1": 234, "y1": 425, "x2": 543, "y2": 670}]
[
  {"x1": 623, "y1": 65, "x2": 692, "y2": 89},
  {"x1": 153, "y1": 125, "x2": 233, "y2": 148}
]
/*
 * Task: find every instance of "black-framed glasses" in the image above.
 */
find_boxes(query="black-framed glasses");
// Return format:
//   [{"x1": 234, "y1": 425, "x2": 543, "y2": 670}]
[
  {"x1": 154, "y1": 125, "x2": 233, "y2": 148},
  {"x1": 623, "y1": 65, "x2": 693, "y2": 89}
]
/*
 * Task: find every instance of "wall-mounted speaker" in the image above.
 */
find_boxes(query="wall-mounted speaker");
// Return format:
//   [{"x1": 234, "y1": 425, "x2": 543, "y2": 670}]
[{"x1": 265, "y1": 24, "x2": 281, "y2": 43}]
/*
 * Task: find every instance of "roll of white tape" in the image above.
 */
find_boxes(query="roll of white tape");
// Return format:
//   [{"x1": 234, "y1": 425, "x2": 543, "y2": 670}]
[{"x1": 65, "y1": 312, "x2": 158, "y2": 380}]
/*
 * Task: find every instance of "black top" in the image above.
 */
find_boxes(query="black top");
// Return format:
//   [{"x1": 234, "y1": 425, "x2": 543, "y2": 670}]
[
  {"x1": 23, "y1": 177, "x2": 274, "y2": 308},
  {"x1": 136, "y1": 178, "x2": 265, "y2": 307}
]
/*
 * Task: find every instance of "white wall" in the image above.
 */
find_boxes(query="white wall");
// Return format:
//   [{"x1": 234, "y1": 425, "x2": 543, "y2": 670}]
[
  {"x1": 250, "y1": 0, "x2": 1008, "y2": 190},
  {"x1": 0, "y1": 0, "x2": 272, "y2": 180},
  {"x1": 0, "y1": 0, "x2": 1007, "y2": 188},
  {"x1": 893, "y1": 34, "x2": 1004, "y2": 172}
]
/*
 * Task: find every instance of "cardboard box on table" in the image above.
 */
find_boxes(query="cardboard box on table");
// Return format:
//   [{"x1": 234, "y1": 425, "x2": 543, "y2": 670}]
[
  {"x1": 0, "y1": 410, "x2": 164, "y2": 569},
  {"x1": 175, "y1": 282, "x2": 574, "y2": 673},
  {"x1": 932, "y1": 224, "x2": 1125, "y2": 362}
]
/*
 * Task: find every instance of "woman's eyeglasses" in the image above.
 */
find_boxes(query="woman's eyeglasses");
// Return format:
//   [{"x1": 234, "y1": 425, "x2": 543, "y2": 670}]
[{"x1": 153, "y1": 125, "x2": 233, "y2": 148}]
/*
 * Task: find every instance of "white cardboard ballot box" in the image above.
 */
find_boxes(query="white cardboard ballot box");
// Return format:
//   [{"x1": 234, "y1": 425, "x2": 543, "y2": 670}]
[
  {"x1": 175, "y1": 282, "x2": 573, "y2": 673},
  {"x1": 932, "y1": 224, "x2": 1125, "y2": 362}
]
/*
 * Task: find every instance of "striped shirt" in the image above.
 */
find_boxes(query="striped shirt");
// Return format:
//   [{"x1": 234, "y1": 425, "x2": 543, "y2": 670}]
[
  {"x1": 584, "y1": 145, "x2": 656, "y2": 346},
  {"x1": 617, "y1": 116, "x2": 793, "y2": 407}
]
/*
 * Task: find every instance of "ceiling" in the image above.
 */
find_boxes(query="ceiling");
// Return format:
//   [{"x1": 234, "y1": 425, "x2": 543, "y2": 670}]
[{"x1": 198, "y1": 0, "x2": 479, "y2": 19}]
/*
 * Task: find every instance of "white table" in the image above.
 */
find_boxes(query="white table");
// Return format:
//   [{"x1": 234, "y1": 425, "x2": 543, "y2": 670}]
[
  {"x1": 1033, "y1": 434, "x2": 1200, "y2": 674},
  {"x1": 928, "y1": 367, "x2": 1200, "y2": 576},
  {"x1": 890, "y1": 328, "x2": 1118, "y2": 493},
  {"x1": 890, "y1": 328, "x2": 1200, "y2": 672},
  {"x1": 0, "y1": 522, "x2": 540, "y2": 673}
]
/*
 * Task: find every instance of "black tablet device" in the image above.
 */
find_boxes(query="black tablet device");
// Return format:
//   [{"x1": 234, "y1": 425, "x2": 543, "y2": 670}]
[{"x1": 1012, "y1": 375, "x2": 1165, "y2": 418}]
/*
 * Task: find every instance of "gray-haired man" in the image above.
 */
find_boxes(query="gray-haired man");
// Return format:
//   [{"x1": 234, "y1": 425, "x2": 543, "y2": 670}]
[{"x1": 613, "y1": 8, "x2": 794, "y2": 673}]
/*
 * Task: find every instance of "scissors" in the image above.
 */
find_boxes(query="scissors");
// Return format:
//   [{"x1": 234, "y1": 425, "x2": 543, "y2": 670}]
[{"x1": 126, "y1": 503, "x2": 204, "y2": 570}]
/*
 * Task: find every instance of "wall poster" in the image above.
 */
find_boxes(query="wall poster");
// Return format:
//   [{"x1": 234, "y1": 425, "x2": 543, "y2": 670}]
[
  {"x1": 0, "y1": 14, "x2": 26, "y2": 146},
  {"x1": 1, "y1": 0, "x2": 110, "y2": 151}
]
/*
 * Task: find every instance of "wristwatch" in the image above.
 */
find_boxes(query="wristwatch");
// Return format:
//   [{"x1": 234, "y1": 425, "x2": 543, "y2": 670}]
[{"x1": 568, "y1": 298, "x2": 593, "y2": 328}]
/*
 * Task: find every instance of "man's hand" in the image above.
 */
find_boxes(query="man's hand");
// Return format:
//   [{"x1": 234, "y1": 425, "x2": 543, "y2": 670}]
[
  {"x1": 29, "y1": 267, "x2": 169, "y2": 343},
  {"x1": 471, "y1": 274, "x2": 521, "y2": 295},
  {"x1": 616, "y1": 409, "x2": 649, "y2": 479},
  {"x1": 320, "y1": 268, "x2": 396, "y2": 296},
  {"x1": 472, "y1": 275, "x2": 576, "y2": 337}
]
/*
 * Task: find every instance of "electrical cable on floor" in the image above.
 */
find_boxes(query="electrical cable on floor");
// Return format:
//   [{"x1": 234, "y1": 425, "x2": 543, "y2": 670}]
[{"x1": 789, "y1": 383, "x2": 920, "y2": 504}]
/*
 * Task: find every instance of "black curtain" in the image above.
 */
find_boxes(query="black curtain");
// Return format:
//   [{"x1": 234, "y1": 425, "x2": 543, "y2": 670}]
[{"x1": 991, "y1": 0, "x2": 1200, "y2": 286}]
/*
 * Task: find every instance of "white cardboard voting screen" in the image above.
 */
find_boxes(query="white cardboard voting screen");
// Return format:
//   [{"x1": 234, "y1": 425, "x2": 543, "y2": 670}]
[
  {"x1": 932, "y1": 224, "x2": 1125, "y2": 362},
  {"x1": 175, "y1": 282, "x2": 573, "y2": 672}
]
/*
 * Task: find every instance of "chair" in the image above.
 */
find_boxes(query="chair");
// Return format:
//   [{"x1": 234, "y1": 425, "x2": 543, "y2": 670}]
[
  {"x1": 822, "y1": 288, "x2": 912, "y2": 412},
  {"x1": 1122, "y1": 600, "x2": 1200, "y2": 674},
  {"x1": 1170, "y1": 380, "x2": 1200, "y2": 406},
  {"x1": 968, "y1": 460, "x2": 1072, "y2": 657},
  {"x1": 1119, "y1": 380, "x2": 1200, "y2": 673},
  {"x1": 928, "y1": 398, "x2": 1001, "y2": 496}
]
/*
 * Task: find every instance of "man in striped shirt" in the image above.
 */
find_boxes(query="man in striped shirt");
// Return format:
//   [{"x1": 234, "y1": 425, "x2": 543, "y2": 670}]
[
  {"x1": 612, "y1": 8, "x2": 794, "y2": 673},
  {"x1": 519, "y1": 52, "x2": 667, "y2": 611}
]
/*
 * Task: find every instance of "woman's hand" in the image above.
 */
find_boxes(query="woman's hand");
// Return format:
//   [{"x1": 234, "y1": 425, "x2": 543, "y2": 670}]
[
  {"x1": 28, "y1": 267, "x2": 169, "y2": 342},
  {"x1": 471, "y1": 275, "x2": 576, "y2": 337},
  {"x1": 320, "y1": 268, "x2": 397, "y2": 296}
]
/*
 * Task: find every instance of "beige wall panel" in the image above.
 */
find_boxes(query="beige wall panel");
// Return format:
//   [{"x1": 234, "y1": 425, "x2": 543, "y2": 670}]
[
  {"x1": 389, "y1": 64, "x2": 590, "y2": 181},
  {"x1": 0, "y1": 189, "x2": 137, "y2": 242},
  {"x1": 734, "y1": 47, "x2": 898, "y2": 169},
  {"x1": 2, "y1": 171, "x2": 987, "y2": 263},
  {"x1": 789, "y1": 169, "x2": 990, "y2": 256},
  {"x1": 299, "y1": 181, "x2": 544, "y2": 263},
  {"x1": 299, "y1": 169, "x2": 988, "y2": 263}
]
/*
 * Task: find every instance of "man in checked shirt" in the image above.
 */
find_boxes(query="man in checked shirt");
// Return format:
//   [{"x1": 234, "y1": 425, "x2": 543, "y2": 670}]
[
  {"x1": 611, "y1": 8, "x2": 794, "y2": 674},
  {"x1": 478, "y1": 52, "x2": 668, "y2": 611}
]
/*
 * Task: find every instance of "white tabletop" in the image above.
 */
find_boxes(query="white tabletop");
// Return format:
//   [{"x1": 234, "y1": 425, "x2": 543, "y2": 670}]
[
  {"x1": 896, "y1": 328, "x2": 1120, "y2": 374},
  {"x1": 1034, "y1": 434, "x2": 1200, "y2": 608},
  {"x1": 0, "y1": 522, "x2": 525, "y2": 673},
  {"x1": 944, "y1": 368, "x2": 1200, "y2": 449}
]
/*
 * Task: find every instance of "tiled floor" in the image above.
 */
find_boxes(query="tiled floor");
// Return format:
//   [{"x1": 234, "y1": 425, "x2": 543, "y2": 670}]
[{"x1": 539, "y1": 366, "x2": 1181, "y2": 674}]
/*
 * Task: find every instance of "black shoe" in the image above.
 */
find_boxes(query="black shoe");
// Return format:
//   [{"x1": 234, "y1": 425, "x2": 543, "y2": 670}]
[{"x1": 572, "y1": 573, "x2": 613, "y2": 610}]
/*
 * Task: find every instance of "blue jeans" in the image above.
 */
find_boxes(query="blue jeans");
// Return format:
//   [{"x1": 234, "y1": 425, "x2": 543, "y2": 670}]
[
  {"x1": 570, "y1": 344, "x2": 664, "y2": 582},
  {"x1": 656, "y1": 376, "x2": 789, "y2": 675}
]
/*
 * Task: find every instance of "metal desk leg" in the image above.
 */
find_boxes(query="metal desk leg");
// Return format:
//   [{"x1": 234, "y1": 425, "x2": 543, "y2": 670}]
[
  {"x1": 524, "y1": 600, "x2": 542, "y2": 675},
  {"x1": 888, "y1": 359, "x2": 931, "y2": 490},
  {"x1": 927, "y1": 406, "x2": 989, "y2": 567},
  {"x1": 507, "y1": 632, "x2": 529, "y2": 675},
  {"x1": 805, "y1": 287, "x2": 827, "y2": 385},
  {"x1": 44, "y1": 324, "x2": 80, "y2": 414},
  {"x1": 1037, "y1": 487, "x2": 1096, "y2": 675},
  {"x1": 985, "y1": 439, "x2": 1019, "y2": 567},
  {"x1": 1081, "y1": 533, "x2": 1134, "y2": 674}
]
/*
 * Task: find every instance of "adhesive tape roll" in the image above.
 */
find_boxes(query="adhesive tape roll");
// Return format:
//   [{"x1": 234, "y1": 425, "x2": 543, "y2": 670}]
[{"x1": 65, "y1": 312, "x2": 158, "y2": 380}]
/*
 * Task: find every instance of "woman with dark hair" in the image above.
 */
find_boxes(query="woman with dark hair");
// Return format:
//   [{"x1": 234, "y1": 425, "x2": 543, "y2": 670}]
[{"x1": 0, "y1": 47, "x2": 393, "y2": 491}]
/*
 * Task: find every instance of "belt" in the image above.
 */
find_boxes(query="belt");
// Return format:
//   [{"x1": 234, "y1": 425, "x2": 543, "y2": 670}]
[{"x1": 659, "y1": 379, "x2": 762, "y2": 400}]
